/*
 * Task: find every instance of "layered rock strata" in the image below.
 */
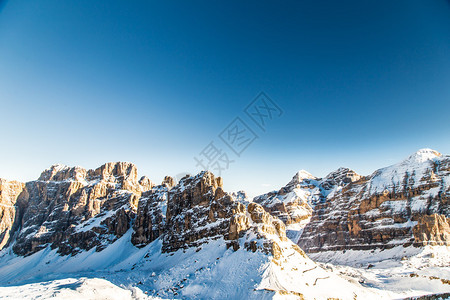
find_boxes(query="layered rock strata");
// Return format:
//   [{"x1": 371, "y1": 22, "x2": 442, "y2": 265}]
[
  {"x1": 9, "y1": 162, "x2": 153, "y2": 256},
  {"x1": 298, "y1": 149, "x2": 450, "y2": 252}
]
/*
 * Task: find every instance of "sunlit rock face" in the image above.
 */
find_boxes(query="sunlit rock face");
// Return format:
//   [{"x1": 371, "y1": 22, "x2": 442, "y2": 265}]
[
  {"x1": 0, "y1": 179, "x2": 28, "y2": 249},
  {"x1": 253, "y1": 170, "x2": 316, "y2": 226},
  {"x1": 413, "y1": 214, "x2": 450, "y2": 246},
  {"x1": 298, "y1": 149, "x2": 450, "y2": 252}
]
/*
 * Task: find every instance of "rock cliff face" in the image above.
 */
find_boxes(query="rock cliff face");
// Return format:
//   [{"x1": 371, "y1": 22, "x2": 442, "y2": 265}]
[
  {"x1": 10, "y1": 162, "x2": 153, "y2": 256},
  {"x1": 0, "y1": 179, "x2": 28, "y2": 249},
  {"x1": 413, "y1": 214, "x2": 450, "y2": 246},
  {"x1": 131, "y1": 181, "x2": 171, "y2": 247},
  {"x1": 131, "y1": 170, "x2": 289, "y2": 259},
  {"x1": 253, "y1": 168, "x2": 361, "y2": 226},
  {"x1": 298, "y1": 149, "x2": 450, "y2": 252},
  {"x1": 1, "y1": 165, "x2": 290, "y2": 262},
  {"x1": 162, "y1": 171, "x2": 236, "y2": 252}
]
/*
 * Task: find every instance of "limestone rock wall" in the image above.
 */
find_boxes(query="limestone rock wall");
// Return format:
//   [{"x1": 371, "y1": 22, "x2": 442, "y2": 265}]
[
  {"x1": 413, "y1": 214, "x2": 450, "y2": 245},
  {"x1": 161, "y1": 171, "x2": 236, "y2": 252},
  {"x1": 0, "y1": 179, "x2": 28, "y2": 249},
  {"x1": 11, "y1": 162, "x2": 152, "y2": 256},
  {"x1": 131, "y1": 182, "x2": 170, "y2": 247},
  {"x1": 298, "y1": 149, "x2": 450, "y2": 252}
]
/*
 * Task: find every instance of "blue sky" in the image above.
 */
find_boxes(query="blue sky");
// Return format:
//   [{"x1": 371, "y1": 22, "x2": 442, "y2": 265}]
[{"x1": 1, "y1": 0, "x2": 449, "y2": 196}]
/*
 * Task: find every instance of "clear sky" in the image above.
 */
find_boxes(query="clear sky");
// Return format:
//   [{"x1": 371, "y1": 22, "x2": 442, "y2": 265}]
[{"x1": 1, "y1": 0, "x2": 449, "y2": 196}]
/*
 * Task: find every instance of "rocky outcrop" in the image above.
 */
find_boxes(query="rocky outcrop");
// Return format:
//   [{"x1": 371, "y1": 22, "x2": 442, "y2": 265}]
[
  {"x1": 0, "y1": 179, "x2": 28, "y2": 249},
  {"x1": 298, "y1": 149, "x2": 450, "y2": 252},
  {"x1": 12, "y1": 162, "x2": 152, "y2": 256},
  {"x1": 413, "y1": 214, "x2": 450, "y2": 246},
  {"x1": 159, "y1": 170, "x2": 292, "y2": 259},
  {"x1": 231, "y1": 190, "x2": 251, "y2": 205},
  {"x1": 162, "y1": 171, "x2": 237, "y2": 252},
  {"x1": 130, "y1": 170, "x2": 291, "y2": 259},
  {"x1": 131, "y1": 182, "x2": 170, "y2": 247},
  {"x1": 233, "y1": 202, "x2": 295, "y2": 260},
  {"x1": 253, "y1": 171, "x2": 315, "y2": 226}
]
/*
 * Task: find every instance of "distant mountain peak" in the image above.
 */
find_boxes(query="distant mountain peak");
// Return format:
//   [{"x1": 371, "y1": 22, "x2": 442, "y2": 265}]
[
  {"x1": 324, "y1": 167, "x2": 360, "y2": 179},
  {"x1": 404, "y1": 148, "x2": 442, "y2": 164},
  {"x1": 289, "y1": 170, "x2": 316, "y2": 184}
]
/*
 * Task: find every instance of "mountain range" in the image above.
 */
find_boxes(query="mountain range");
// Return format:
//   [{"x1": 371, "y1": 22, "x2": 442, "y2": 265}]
[{"x1": 0, "y1": 149, "x2": 448, "y2": 299}]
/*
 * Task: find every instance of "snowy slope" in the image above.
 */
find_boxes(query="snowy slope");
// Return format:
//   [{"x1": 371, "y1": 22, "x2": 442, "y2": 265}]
[
  {"x1": 1, "y1": 234, "x2": 448, "y2": 299},
  {"x1": 0, "y1": 228, "x2": 392, "y2": 300},
  {"x1": 310, "y1": 245, "x2": 450, "y2": 299},
  {"x1": 0, "y1": 278, "x2": 157, "y2": 300}
]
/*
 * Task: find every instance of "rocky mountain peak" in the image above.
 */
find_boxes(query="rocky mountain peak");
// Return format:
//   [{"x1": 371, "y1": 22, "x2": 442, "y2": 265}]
[
  {"x1": 253, "y1": 173, "x2": 316, "y2": 226},
  {"x1": 138, "y1": 176, "x2": 154, "y2": 192},
  {"x1": 320, "y1": 167, "x2": 361, "y2": 191},
  {"x1": 231, "y1": 190, "x2": 251, "y2": 204},
  {"x1": 288, "y1": 170, "x2": 316, "y2": 185},
  {"x1": 130, "y1": 169, "x2": 289, "y2": 257},
  {"x1": 38, "y1": 162, "x2": 141, "y2": 185},
  {"x1": 252, "y1": 167, "x2": 362, "y2": 228},
  {"x1": 162, "y1": 171, "x2": 226, "y2": 249},
  {"x1": 161, "y1": 175, "x2": 176, "y2": 188},
  {"x1": 89, "y1": 162, "x2": 139, "y2": 182},
  {"x1": 38, "y1": 164, "x2": 87, "y2": 182}
]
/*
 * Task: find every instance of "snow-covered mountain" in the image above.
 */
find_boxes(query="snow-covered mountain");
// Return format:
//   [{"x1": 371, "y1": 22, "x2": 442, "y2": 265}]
[
  {"x1": 298, "y1": 149, "x2": 449, "y2": 253},
  {"x1": 251, "y1": 149, "x2": 449, "y2": 253},
  {"x1": 0, "y1": 165, "x2": 379, "y2": 299},
  {"x1": 0, "y1": 149, "x2": 449, "y2": 299},
  {"x1": 253, "y1": 167, "x2": 362, "y2": 243}
]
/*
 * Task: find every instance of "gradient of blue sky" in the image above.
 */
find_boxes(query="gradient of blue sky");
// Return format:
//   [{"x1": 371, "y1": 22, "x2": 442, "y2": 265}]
[{"x1": 0, "y1": 0, "x2": 449, "y2": 196}]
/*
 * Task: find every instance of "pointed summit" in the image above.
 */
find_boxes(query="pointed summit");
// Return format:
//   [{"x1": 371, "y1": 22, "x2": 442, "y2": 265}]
[{"x1": 288, "y1": 170, "x2": 316, "y2": 185}]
